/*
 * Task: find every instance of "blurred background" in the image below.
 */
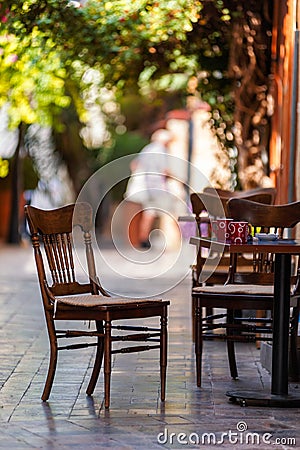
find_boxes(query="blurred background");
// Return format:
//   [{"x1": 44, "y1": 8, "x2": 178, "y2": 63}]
[{"x1": 0, "y1": 1, "x2": 298, "y2": 246}]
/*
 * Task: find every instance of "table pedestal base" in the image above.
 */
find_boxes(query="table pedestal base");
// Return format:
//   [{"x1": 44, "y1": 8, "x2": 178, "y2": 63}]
[{"x1": 226, "y1": 390, "x2": 300, "y2": 408}]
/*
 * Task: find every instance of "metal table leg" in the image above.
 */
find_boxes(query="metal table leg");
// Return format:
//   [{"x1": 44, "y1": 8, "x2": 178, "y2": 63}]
[{"x1": 226, "y1": 253, "x2": 300, "y2": 407}]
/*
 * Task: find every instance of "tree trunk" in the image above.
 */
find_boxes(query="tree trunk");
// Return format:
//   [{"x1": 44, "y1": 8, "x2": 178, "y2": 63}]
[{"x1": 7, "y1": 123, "x2": 25, "y2": 244}]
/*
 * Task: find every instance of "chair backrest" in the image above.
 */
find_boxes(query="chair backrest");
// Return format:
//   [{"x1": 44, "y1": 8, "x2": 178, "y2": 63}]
[
  {"x1": 191, "y1": 192, "x2": 227, "y2": 221},
  {"x1": 203, "y1": 186, "x2": 277, "y2": 204},
  {"x1": 191, "y1": 189, "x2": 276, "y2": 221},
  {"x1": 226, "y1": 198, "x2": 300, "y2": 284},
  {"x1": 25, "y1": 202, "x2": 103, "y2": 306},
  {"x1": 227, "y1": 198, "x2": 300, "y2": 236},
  {"x1": 190, "y1": 188, "x2": 277, "y2": 234},
  {"x1": 190, "y1": 192, "x2": 231, "y2": 286}
]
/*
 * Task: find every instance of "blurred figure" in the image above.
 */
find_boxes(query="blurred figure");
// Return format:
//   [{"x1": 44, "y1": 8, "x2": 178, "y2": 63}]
[
  {"x1": 30, "y1": 179, "x2": 64, "y2": 209},
  {"x1": 124, "y1": 129, "x2": 174, "y2": 248}
]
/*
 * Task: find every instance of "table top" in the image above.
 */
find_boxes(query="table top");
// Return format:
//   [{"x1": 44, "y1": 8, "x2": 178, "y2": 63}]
[{"x1": 190, "y1": 236, "x2": 300, "y2": 254}]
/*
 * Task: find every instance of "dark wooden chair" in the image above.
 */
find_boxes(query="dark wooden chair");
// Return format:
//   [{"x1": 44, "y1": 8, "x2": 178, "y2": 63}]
[
  {"x1": 25, "y1": 202, "x2": 170, "y2": 408},
  {"x1": 191, "y1": 189, "x2": 277, "y2": 287},
  {"x1": 190, "y1": 190, "x2": 276, "y2": 340},
  {"x1": 190, "y1": 192, "x2": 229, "y2": 288},
  {"x1": 192, "y1": 198, "x2": 300, "y2": 386}
]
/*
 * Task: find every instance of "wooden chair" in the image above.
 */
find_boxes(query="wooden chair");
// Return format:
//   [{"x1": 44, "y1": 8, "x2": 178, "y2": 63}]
[
  {"x1": 190, "y1": 191, "x2": 276, "y2": 340},
  {"x1": 190, "y1": 192, "x2": 228, "y2": 288},
  {"x1": 192, "y1": 198, "x2": 300, "y2": 386},
  {"x1": 191, "y1": 189, "x2": 277, "y2": 287},
  {"x1": 25, "y1": 202, "x2": 170, "y2": 408}
]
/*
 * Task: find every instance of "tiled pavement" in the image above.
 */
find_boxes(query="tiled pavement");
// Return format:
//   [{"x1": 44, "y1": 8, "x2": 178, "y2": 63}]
[{"x1": 0, "y1": 242, "x2": 299, "y2": 449}]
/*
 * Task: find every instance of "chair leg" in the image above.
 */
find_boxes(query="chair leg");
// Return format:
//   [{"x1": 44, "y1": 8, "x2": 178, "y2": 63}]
[
  {"x1": 192, "y1": 296, "x2": 196, "y2": 342},
  {"x1": 104, "y1": 320, "x2": 112, "y2": 409},
  {"x1": 226, "y1": 310, "x2": 238, "y2": 380},
  {"x1": 194, "y1": 298, "x2": 203, "y2": 387},
  {"x1": 86, "y1": 320, "x2": 104, "y2": 396},
  {"x1": 289, "y1": 305, "x2": 299, "y2": 381},
  {"x1": 42, "y1": 319, "x2": 58, "y2": 401},
  {"x1": 160, "y1": 308, "x2": 168, "y2": 401}
]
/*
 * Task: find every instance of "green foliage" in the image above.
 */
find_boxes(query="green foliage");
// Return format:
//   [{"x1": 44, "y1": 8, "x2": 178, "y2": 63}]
[
  {"x1": 1, "y1": 1, "x2": 231, "y2": 91},
  {"x1": 0, "y1": 0, "x2": 236, "y2": 171},
  {"x1": 2, "y1": 1, "x2": 205, "y2": 89},
  {"x1": 0, "y1": 1, "x2": 92, "y2": 130},
  {"x1": 0, "y1": 31, "x2": 67, "y2": 128},
  {"x1": 97, "y1": 130, "x2": 148, "y2": 166}
]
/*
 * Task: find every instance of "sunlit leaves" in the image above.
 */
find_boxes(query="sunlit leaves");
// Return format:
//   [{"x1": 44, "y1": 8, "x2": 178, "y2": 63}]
[
  {"x1": 0, "y1": 0, "x2": 235, "y2": 156},
  {"x1": 2, "y1": 1, "x2": 204, "y2": 81},
  {"x1": 0, "y1": 23, "x2": 87, "y2": 129},
  {"x1": 0, "y1": 157, "x2": 9, "y2": 178}
]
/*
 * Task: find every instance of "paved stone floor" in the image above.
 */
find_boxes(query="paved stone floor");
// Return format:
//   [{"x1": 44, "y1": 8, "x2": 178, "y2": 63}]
[{"x1": 0, "y1": 242, "x2": 299, "y2": 449}]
